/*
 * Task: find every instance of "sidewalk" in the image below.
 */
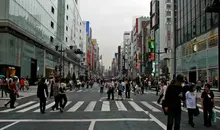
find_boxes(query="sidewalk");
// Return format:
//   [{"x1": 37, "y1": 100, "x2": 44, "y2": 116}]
[{"x1": 0, "y1": 86, "x2": 37, "y2": 107}]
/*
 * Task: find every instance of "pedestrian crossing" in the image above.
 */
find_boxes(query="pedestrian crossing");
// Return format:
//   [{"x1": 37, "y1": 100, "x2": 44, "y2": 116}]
[
  {"x1": 0, "y1": 100, "x2": 163, "y2": 113},
  {"x1": 1, "y1": 100, "x2": 220, "y2": 114}
]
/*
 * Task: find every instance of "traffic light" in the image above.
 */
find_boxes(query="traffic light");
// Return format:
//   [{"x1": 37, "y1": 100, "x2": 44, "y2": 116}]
[
  {"x1": 148, "y1": 52, "x2": 151, "y2": 61},
  {"x1": 150, "y1": 53, "x2": 155, "y2": 61}
]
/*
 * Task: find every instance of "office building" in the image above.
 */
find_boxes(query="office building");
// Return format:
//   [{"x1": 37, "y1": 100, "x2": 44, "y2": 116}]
[
  {"x1": 0, "y1": 0, "x2": 86, "y2": 81},
  {"x1": 174, "y1": 0, "x2": 219, "y2": 88}
]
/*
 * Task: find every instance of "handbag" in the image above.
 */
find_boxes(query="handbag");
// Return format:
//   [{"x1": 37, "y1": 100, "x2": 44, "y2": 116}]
[
  {"x1": 212, "y1": 108, "x2": 217, "y2": 123},
  {"x1": 194, "y1": 106, "x2": 200, "y2": 116}
]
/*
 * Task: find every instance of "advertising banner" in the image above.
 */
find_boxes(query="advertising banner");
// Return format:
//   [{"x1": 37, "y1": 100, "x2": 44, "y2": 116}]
[{"x1": 86, "y1": 21, "x2": 90, "y2": 36}]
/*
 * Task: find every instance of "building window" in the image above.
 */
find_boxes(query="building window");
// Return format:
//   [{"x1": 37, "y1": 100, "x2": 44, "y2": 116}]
[
  {"x1": 167, "y1": 18, "x2": 171, "y2": 24},
  {"x1": 50, "y1": 36, "x2": 54, "y2": 43},
  {"x1": 51, "y1": 21, "x2": 54, "y2": 28},
  {"x1": 67, "y1": 4, "x2": 69, "y2": 10},
  {"x1": 80, "y1": 30, "x2": 81, "y2": 33},
  {"x1": 197, "y1": 40, "x2": 206, "y2": 51},
  {"x1": 166, "y1": 11, "x2": 171, "y2": 16},
  {"x1": 66, "y1": 37, "x2": 68, "y2": 42},
  {"x1": 166, "y1": 0, "x2": 171, "y2": 3},
  {"x1": 208, "y1": 36, "x2": 218, "y2": 48},
  {"x1": 66, "y1": 15, "x2": 68, "y2": 20},
  {"x1": 66, "y1": 26, "x2": 68, "y2": 31},
  {"x1": 167, "y1": 4, "x2": 171, "y2": 10},
  {"x1": 51, "y1": 6, "x2": 54, "y2": 14}
]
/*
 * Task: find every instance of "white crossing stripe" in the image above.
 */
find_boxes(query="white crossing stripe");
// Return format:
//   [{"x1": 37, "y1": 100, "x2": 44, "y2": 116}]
[
  {"x1": 67, "y1": 101, "x2": 84, "y2": 112},
  {"x1": 77, "y1": 90, "x2": 82, "y2": 92},
  {"x1": 115, "y1": 101, "x2": 127, "y2": 111},
  {"x1": 152, "y1": 101, "x2": 188, "y2": 112},
  {"x1": 17, "y1": 103, "x2": 39, "y2": 112},
  {"x1": 33, "y1": 102, "x2": 55, "y2": 112},
  {"x1": 141, "y1": 101, "x2": 161, "y2": 112},
  {"x1": 197, "y1": 104, "x2": 220, "y2": 113},
  {"x1": 0, "y1": 101, "x2": 36, "y2": 112},
  {"x1": 101, "y1": 101, "x2": 110, "y2": 111},
  {"x1": 50, "y1": 101, "x2": 72, "y2": 112},
  {"x1": 128, "y1": 101, "x2": 144, "y2": 111},
  {"x1": 84, "y1": 101, "x2": 96, "y2": 111}
]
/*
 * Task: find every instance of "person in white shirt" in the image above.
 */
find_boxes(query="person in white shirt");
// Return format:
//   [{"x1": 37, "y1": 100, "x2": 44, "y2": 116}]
[
  {"x1": 157, "y1": 80, "x2": 167, "y2": 104},
  {"x1": 185, "y1": 84, "x2": 197, "y2": 127}
]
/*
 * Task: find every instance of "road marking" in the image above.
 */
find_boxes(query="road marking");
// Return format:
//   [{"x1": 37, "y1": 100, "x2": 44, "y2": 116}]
[
  {"x1": 152, "y1": 101, "x2": 188, "y2": 112},
  {"x1": 17, "y1": 103, "x2": 39, "y2": 112},
  {"x1": 141, "y1": 101, "x2": 161, "y2": 112},
  {"x1": 67, "y1": 101, "x2": 84, "y2": 112},
  {"x1": 128, "y1": 101, "x2": 144, "y2": 111},
  {"x1": 33, "y1": 102, "x2": 54, "y2": 112},
  {"x1": 0, "y1": 101, "x2": 35, "y2": 112},
  {"x1": 146, "y1": 112, "x2": 166, "y2": 130},
  {"x1": 197, "y1": 104, "x2": 220, "y2": 113},
  {"x1": 0, "y1": 121, "x2": 20, "y2": 130},
  {"x1": 115, "y1": 101, "x2": 127, "y2": 111},
  {"x1": 77, "y1": 90, "x2": 82, "y2": 92},
  {"x1": 101, "y1": 101, "x2": 110, "y2": 111},
  {"x1": 99, "y1": 97, "x2": 108, "y2": 101},
  {"x1": 0, "y1": 118, "x2": 154, "y2": 122},
  {"x1": 84, "y1": 101, "x2": 96, "y2": 112},
  {"x1": 88, "y1": 120, "x2": 96, "y2": 130},
  {"x1": 50, "y1": 101, "x2": 72, "y2": 112}
]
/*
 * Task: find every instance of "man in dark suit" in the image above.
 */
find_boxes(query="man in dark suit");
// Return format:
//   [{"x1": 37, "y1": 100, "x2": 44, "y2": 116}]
[{"x1": 37, "y1": 78, "x2": 48, "y2": 114}]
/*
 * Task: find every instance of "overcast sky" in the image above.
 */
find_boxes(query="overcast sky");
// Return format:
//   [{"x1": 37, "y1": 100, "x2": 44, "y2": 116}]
[{"x1": 80, "y1": 0, "x2": 150, "y2": 68}]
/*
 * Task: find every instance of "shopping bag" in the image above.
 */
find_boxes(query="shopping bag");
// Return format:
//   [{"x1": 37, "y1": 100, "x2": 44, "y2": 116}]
[
  {"x1": 194, "y1": 106, "x2": 200, "y2": 116},
  {"x1": 212, "y1": 108, "x2": 216, "y2": 123}
]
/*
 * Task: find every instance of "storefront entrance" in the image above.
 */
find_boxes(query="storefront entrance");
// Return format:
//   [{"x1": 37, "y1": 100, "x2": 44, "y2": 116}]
[
  {"x1": 189, "y1": 71, "x2": 197, "y2": 83},
  {"x1": 31, "y1": 59, "x2": 37, "y2": 84}
]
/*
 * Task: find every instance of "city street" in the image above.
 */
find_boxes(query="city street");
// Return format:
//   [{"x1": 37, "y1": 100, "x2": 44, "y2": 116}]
[{"x1": 0, "y1": 83, "x2": 220, "y2": 130}]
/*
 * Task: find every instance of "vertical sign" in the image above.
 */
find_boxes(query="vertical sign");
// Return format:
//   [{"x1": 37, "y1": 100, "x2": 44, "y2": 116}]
[
  {"x1": 136, "y1": 18, "x2": 138, "y2": 33},
  {"x1": 86, "y1": 21, "x2": 90, "y2": 36}
]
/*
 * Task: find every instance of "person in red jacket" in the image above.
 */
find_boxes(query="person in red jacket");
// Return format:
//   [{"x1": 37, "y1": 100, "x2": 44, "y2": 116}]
[{"x1": 20, "y1": 78, "x2": 25, "y2": 91}]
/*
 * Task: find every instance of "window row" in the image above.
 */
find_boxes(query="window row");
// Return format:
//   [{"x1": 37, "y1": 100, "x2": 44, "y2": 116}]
[{"x1": 182, "y1": 36, "x2": 218, "y2": 56}]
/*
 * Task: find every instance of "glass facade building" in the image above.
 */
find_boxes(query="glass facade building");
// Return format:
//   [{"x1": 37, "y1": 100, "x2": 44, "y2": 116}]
[
  {"x1": 0, "y1": 0, "x2": 85, "y2": 81},
  {"x1": 175, "y1": 0, "x2": 219, "y2": 88}
]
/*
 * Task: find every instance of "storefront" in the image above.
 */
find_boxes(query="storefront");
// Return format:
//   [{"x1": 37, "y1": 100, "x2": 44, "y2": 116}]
[{"x1": 176, "y1": 28, "x2": 219, "y2": 88}]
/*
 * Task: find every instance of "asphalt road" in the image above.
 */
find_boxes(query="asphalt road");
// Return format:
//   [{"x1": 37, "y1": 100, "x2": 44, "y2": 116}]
[{"x1": 0, "y1": 83, "x2": 220, "y2": 130}]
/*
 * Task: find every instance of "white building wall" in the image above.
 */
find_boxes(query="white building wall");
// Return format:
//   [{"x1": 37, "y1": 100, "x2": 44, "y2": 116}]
[{"x1": 159, "y1": 0, "x2": 174, "y2": 78}]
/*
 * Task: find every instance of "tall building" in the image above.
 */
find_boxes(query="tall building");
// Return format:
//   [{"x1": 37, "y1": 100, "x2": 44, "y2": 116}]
[
  {"x1": 131, "y1": 16, "x2": 150, "y2": 77},
  {"x1": 174, "y1": 0, "x2": 219, "y2": 89},
  {"x1": 123, "y1": 31, "x2": 131, "y2": 76},
  {"x1": 0, "y1": 0, "x2": 86, "y2": 81}
]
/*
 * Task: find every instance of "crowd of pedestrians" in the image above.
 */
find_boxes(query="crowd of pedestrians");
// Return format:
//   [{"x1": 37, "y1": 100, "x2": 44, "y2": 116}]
[
  {"x1": 159, "y1": 74, "x2": 216, "y2": 130},
  {"x1": 0, "y1": 76, "x2": 29, "y2": 108}
]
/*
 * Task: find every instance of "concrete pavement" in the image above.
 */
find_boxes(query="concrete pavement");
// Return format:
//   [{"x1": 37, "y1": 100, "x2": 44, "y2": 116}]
[{"x1": 0, "y1": 83, "x2": 220, "y2": 130}]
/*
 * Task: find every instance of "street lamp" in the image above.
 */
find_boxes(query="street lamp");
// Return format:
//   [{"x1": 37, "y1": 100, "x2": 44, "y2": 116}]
[
  {"x1": 55, "y1": 45, "x2": 83, "y2": 80},
  {"x1": 55, "y1": 44, "x2": 65, "y2": 80},
  {"x1": 205, "y1": 0, "x2": 220, "y2": 92}
]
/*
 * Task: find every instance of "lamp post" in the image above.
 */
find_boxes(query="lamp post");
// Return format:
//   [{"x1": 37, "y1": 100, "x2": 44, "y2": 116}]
[
  {"x1": 55, "y1": 44, "x2": 65, "y2": 81},
  {"x1": 155, "y1": 48, "x2": 168, "y2": 79},
  {"x1": 205, "y1": 0, "x2": 220, "y2": 91},
  {"x1": 55, "y1": 45, "x2": 83, "y2": 82}
]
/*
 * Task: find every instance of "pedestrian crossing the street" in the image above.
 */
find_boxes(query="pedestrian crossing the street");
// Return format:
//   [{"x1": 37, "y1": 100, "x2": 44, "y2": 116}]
[
  {"x1": 0, "y1": 100, "x2": 162, "y2": 113},
  {"x1": 1, "y1": 100, "x2": 220, "y2": 114}
]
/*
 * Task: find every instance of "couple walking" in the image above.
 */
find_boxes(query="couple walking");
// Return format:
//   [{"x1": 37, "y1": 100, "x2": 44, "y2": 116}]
[{"x1": 37, "y1": 76, "x2": 67, "y2": 114}]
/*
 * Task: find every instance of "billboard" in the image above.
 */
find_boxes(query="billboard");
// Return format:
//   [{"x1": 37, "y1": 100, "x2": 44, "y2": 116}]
[{"x1": 86, "y1": 21, "x2": 90, "y2": 36}]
